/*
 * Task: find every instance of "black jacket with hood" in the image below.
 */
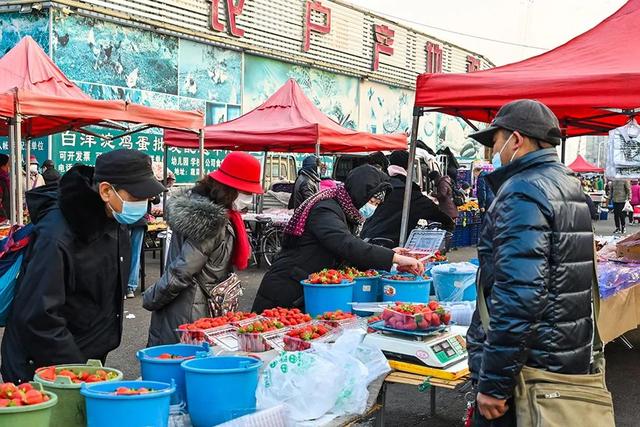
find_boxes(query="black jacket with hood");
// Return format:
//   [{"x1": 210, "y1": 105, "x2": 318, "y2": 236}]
[
  {"x1": 361, "y1": 175, "x2": 455, "y2": 246},
  {"x1": 253, "y1": 165, "x2": 395, "y2": 312},
  {"x1": 288, "y1": 169, "x2": 320, "y2": 209},
  {"x1": 466, "y1": 149, "x2": 594, "y2": 400},
  {"x1": 1, "y1": 165, "x2": 130, "y2": 383}
]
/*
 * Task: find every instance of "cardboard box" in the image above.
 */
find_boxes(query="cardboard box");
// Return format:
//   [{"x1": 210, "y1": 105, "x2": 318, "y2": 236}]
[{"x1": 616, "y1": 231, "x2": 640, "y2": 260}]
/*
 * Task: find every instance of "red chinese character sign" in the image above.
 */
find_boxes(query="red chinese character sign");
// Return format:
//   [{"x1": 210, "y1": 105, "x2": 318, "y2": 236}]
[
  {"x1": 372, "y1": 24, "x2": 394, "y2": 71},
  {"x1": 210, "y1": 0, "x2": 245, "y2": 37},
  {"x1": 303, "y1": 1, "x2": 331, "y2": 52},
  {"x1": 426, "y1": 42, "x2": 443, "y2": 73},
  {"x1": 466, "y1": 55, "x2": 481, "y2": 72}
]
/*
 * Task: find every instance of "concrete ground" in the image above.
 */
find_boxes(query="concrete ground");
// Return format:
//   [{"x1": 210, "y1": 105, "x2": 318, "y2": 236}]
[{"x1": 1, "y1": 217, "x2": 639, "y2": 426}]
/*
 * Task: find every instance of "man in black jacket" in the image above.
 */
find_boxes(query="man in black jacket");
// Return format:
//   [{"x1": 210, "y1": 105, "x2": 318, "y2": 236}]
[
  {"x1": 1, "y1": 149, "x2": 165, "y2": 383},
  {"x1": 41, "y1": 159, "x2": 61, "y2": 186},
  {"x1": 361, "y1": 150, "x2": 454, "y2": 245},
  {"x1": 288, "y1": 155, "x2": 320, "y2": 209},
  {"x1": 466, "y1": 100, "x2": 594, "y2": 425}
]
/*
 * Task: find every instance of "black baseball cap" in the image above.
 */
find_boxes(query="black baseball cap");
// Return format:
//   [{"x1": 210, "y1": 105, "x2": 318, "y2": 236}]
[
  {"x1": 94, "y1": 149, "x2": 166, "y2": 199},
  {"x1": 469, "y1": 99, "x2": 563, "y2": 147}
]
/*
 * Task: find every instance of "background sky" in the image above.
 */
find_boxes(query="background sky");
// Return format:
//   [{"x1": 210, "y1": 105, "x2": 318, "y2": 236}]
[{"x1": 348, "y1": 0, "x2": 626, "y2": 66}]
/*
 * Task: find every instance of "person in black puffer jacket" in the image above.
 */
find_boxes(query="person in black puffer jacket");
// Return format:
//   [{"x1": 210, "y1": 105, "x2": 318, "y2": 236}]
[
  {"x1": 288, "y1": 155, "x2": 320, "y2": 209},
  {"x1": 466, "y1": 100, "x2": 594, "y2": 426}
]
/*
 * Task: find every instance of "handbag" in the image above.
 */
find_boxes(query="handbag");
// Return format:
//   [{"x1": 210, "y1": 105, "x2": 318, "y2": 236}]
[
  {"x1": 476, "y1": 243, "x2": 615, "y2": 427},
  {"x1": 197, "y1": 273, "x2": 243, "y2": 318}
]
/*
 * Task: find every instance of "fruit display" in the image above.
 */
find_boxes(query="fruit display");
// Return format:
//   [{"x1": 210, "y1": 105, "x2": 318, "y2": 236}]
[
  {"x1": 177, "y1": 311, "x2": 258, "y2": 344},
  {"x1": 35, "y1": 366, "x2": 119, "y2": 384},
  {"x1": 113, "y1": 387, "x2": 156, "y2": 396},
  {"x1": 261, "y1": 307, "x2": 313, "y2": 326},
  {"x1": 316, "y1": 310, "x2": 357, "y2": 328},
  {"x1": 382, "y1": 274, "x2": 431, "y2": 281},
  {"x1": 283, "y1": 323, "x2": 334, "y2": 351},
  {"x1": 306, "y1": 269, "x2": 354, "y2": 285},
  {"x1": 458, "y1": 200, "x2": 479, "y2": 212},
  {"x1": 236, "y1": 319, "x2": 288, "y2": 352},
  {"x1": 341, "y1": 267, "x2": 379, "y2": 279},
  {"x1": 0, "y1": 383, "x2": 51, "y2": 407},
  {"x1": 155, "y1": 354, "x2": 194, "y2": 360},
  {"x1": 381, "y1": 301, "x2": 452, "y2": 331}
]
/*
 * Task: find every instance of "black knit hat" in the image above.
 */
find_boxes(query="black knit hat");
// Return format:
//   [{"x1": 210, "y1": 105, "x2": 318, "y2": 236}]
[{"x1": 389, "y1": 151, "x2": 409, "y2": 167}]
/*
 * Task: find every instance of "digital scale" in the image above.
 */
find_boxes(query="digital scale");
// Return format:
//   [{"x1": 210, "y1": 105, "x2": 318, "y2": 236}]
[{"x1": 363, "y1": 323, "x2": 468, "y2": 369}]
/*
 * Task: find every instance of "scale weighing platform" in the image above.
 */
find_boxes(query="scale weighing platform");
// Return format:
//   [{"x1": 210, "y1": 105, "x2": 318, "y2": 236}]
[{"x1": 364, "y1": 323, "x2": 468, "y2": 370}]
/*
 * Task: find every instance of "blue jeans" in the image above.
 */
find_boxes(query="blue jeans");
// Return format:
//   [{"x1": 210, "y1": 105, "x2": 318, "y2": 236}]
[{"x1": 128, "y1": 226, "x2": 145, "y2": 292}]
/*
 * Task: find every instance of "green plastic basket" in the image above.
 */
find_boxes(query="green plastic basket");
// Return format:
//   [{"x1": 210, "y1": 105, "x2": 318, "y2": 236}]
[{"x1": 33, "y1": 359, "x2": 123, "y2": 427}]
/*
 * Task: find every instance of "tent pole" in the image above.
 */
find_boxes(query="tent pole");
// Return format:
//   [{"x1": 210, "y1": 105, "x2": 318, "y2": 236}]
[
  {"x1": 315, "y1": 142, "x2": 320, "y2": 157},
  {"x1": 8, "y1": 120, "x2": 16, "y2": 224},
  {"x1": 198, "y1": 129, "x2": 205, "y2": 178},
  {"x1": 259, "y1": 150, "x2": 268, "y2": 213},
  {"x1": 400, "y1": 108, "x2": 422, "y2": 246},
  {"x1": 14, "y1": 113, "x2": 23, "y2": 226},
  {"x1": 25, "y1": 136, "x2": 31, "y2": 192},
  {"x1": 561, "y1": 137, "x2": 567, "y2": 164},
  {"x1": 162, "y1": 145, "x2": 168, "y2": 216}
]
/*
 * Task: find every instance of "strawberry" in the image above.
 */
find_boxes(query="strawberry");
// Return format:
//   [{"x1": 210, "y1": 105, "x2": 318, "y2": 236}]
[
  {"x1": 0, "y1": 383, "x2": 17, "y2": 399},
  {"x1": 23, "y1": 389, "x2": 44, "y2": 405},
  {"x1": 157, "y1": 353, "x2": 173, "y2": 359},
  {"x1": 428, "y1": 301, "x2": 439, "y2": 311},
  {"x1": 442, "y1": 312, "x2": 452, "y2": 325},
  {"x1": 0, "y1": 399, "x2": 9, "y2": 407},
  {"x1": 17, "y1": 383, "x2": 33, "y2": 393},
  {"x1": 431, "y1": 313, "x2": 441, "y2": 327},
  {"x1": 10, "y1": 398, "x2": 23, "y2": 407}
]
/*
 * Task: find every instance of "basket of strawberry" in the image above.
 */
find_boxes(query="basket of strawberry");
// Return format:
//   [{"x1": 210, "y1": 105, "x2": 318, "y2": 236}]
[
  {"x1": 381, "y1": 301, "x2": 451, "y2": 331},
  {"x1": 302, "y1": 270, "x2": 355, "y2": 317},
  {"x1": 236, "y1": 319, "x2": 286, "y2": 352},
  {"x1": 341, "y1": 267, "x2": 381, "y2": 305},
  {"x1": 283, "y1": 322, "x2": 336, "y2": 351},
  {"x1": 177, "y1": 311, "x2": 257, "y2": 344},
  {"x1": 316, "y1": 310, "x2": 358, "y2": 328},
  {"x1": 261, "y1": 307, "x2": 313, "y2": 326},
  {"x1": 0, "y1": 382, "x2": 57, "y2": 427}
]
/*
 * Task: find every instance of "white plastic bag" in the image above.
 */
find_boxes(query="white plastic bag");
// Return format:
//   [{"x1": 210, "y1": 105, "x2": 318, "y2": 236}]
[
  {"x1": 624, "y1": 200, "x2": 633, "y2": 213},
  {"x1": 355, "y1": 342, "x2": 391, "y2": 384},
  {"x1": 256, "y1": 351, "x2": 343, "y2": 422}
]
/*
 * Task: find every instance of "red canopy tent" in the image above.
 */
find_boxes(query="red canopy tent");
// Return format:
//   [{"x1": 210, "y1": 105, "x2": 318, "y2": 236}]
[
  {"x1": 413, "y1": 0, "x2": 640, "y2": 138},
  {"x1": 568, "y1": 155, "x2": 604, "y2": 173},
  {"x1": 164, "y1": 79, "x2": 407, "y2": 153},
  {"x1": 0, "y1": 36, "x2": 204, "y2": 223}
]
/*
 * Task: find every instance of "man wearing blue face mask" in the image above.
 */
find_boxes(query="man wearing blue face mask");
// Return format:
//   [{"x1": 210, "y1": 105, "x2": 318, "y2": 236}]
[
  {"x1": 465, "y1": 100, "x2": 595, "y2": 426},
  {"x1": 1, "y1": 149, "x2": 164, "y2": 383}
]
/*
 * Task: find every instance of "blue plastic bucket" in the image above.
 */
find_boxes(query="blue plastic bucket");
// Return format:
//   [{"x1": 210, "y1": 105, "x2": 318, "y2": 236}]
[
  {"x1": 431, "y1": 263, "x2": 478, "y2": 302},
  {"x1": 182, "y1": 356, "x2": 262, "y2": 427},
  {"x1": 80, "y1": 380, "x2": 174, "y2": 427},
  {"x1": 380, "y1": 275, "x2": 432, "y2": 303},
  {"x1": 352, "y1": 276, "x2": 381, "y2": 316},
  {"x1": 136, "y1": 343, "x2": 208, "y2": 408},
  {"x1": 301, "y1": 280, "x2": 353, "y2": 317}
]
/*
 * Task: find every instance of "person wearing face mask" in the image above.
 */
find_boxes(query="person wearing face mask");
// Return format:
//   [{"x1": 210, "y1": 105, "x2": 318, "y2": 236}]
[
  {"x1": 143, "y1": 152, "x2": 261, "y2": 346},
  {"x1": 0, "y1": 149, "x2": 163, "y2": 383},
  {"x1": 465, "y1": 100, "x2": 594, "y2": 426},
  {"x1": 252, "y1": 164, "x2": 424, "y2": 312},
  {"x1": 25, "y1": 155, "x2": 45, "y2": 190},
  {"x1": 361, "y1": 150, "x2": 454, "y2": 246}
]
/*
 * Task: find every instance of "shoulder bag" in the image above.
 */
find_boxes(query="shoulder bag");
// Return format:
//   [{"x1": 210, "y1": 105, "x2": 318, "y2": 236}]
[
  {"x1": 476, "y1": 243, "x2": 616, "y2": 427},
  {"x1": 197, "y1": 273, "x2": 243, "y2": 317}
]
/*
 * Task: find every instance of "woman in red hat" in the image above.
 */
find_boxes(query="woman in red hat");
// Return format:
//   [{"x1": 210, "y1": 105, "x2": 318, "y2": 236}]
[{"x1": 143, "y1": 152, "x2": 262, "y2": 346}]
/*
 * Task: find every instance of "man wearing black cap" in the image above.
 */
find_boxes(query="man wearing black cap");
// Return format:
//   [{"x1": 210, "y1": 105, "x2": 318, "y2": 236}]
[
  {"x1": 466, "y1": 100, "x2": 594, "y2": 425},
  {"x1": 361, "y1": 150, "x2": 454, "y2": 246},
  {"x1": 1, "y1": 149, "x2": 164, "y2": 383}
]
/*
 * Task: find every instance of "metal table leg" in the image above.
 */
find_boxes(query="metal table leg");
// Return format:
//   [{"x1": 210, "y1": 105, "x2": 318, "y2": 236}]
[
  {"x1": 430, "y1": 385, "x2": 436, "y2": 417},
  {"x1": 376, "y1": 381, "x2": 388, "y2": 427}
]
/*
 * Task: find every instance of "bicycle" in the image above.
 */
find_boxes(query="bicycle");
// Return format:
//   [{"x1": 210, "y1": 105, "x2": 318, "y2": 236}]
[{"x1": 245, "y1": 217, "x2": 285, "y2": 268}]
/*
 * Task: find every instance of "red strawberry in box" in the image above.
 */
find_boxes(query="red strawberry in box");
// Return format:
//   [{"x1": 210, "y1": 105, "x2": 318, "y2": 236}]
[{"x1": 381, "y1": 301, "x2": 451, "y2": 331}]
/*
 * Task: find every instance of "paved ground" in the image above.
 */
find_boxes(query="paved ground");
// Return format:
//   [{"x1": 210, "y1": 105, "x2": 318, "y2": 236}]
[{"x1": 1, "y1": 218, "x2": 639, "y2": 426}]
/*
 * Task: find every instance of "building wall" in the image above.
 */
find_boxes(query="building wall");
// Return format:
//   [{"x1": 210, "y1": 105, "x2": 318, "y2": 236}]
[{"x1": 0, "y1": 5, "x2": 493, "y2": 182}]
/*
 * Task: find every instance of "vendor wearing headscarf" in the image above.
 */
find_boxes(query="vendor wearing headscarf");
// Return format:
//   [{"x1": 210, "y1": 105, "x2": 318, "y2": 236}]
[
  {"x1": 361, "y1": 151, "x2": 454, "y2": 246},
  {"x1": 288, "y1": 155, "x2": 321, "y2": 209},
  {"x1": 253, "y1": 164, "x2": 424, "y2": 312}
]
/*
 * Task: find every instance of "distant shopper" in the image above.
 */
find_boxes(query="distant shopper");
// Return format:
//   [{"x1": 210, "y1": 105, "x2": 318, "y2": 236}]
[
  {"x1": 288, "y1": 155, "x2": 320, "y2": 209},
  {"x1": 26, "y1": 155, "x2": 45, "y2": 190},
  {"x1": 630, "y1": 180, "x2": 640, "y2": 224},
  {"x1": 429, "y1": 170, "x2": 458, "y2": 221},
  {"x1": 474, "y1": 166, "x2": 495, "y2": 213},
  {"x1": 0, "y1": 154, "x2": 10, "y2": 223},
  {"x1": 611, "y1": 178, "x2": 631, "y2": 233},
  {"x1": 41, "y1": 160, "x2": 62, "y2": 186},
  {"x1": 1, "y1": 149, "x2": 164, "y2": 383},
  {"x1": 361, "y1": 151, "x2": 454, "y2": 246}
]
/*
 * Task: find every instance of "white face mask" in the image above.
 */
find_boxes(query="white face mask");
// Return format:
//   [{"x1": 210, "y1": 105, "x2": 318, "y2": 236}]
[
  {"x1": 29, "y1": 165, "x2": 39, "y2": 174},
  {"x1": 233, "y1": 193, "x2": 253, "y2": 211},
  {"x1": 359, "y1": 202, "x2": 378, "y2": 219}
]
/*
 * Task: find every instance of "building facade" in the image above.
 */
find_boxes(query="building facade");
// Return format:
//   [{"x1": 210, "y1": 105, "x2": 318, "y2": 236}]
[{"x1": 1, "y1": 0, "x2": 493, "y2": 182}]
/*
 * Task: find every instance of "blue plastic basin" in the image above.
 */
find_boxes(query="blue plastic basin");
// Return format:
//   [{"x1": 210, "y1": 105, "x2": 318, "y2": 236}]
[
  {"x1": 380, "y1": 275, "x2": 431, "y2": 303},
  {"x1": 181, "y1": 356, "x2": 262, "y2": 427},
  {"x1": 137, "y1": 343, "x2": 208, "y2": 408},
  {"x1": 301, "y1": 279, "x2": 353, "y2": 317},
  {"x1": 80, "y1": 380, "x2": 174, "y2": 427}
]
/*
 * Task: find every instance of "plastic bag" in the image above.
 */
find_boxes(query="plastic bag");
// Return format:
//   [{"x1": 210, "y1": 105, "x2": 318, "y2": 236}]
[
  {"x1": 355, "y1": 341, "x2": 391, "y2": 384},
  {"x1": 624, "y1": 200, "x2": 633, "y2": 213},
  {"x1": 431, "y1": 262, "x2": 478, "y2": 302},
  {"x1": 217, "y1": 405, "x2": 294, "y2": 427},
  {"x1": 256, "y1": 351, "x2": 343, "y2": 422}
]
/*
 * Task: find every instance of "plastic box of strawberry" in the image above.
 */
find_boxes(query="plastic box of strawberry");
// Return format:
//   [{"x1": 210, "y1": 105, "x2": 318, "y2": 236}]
[
  {"x1": 236, "y1": 319, "x2": 287, "y2": 352},
  {"x1": 315, "y1": 310, "x2": 360, "y2": 329},
  {"x1": 282, "y1": 321, "x2": 338, "y2": 351},
  {"x1": 177, "y1": 311, "x2": 258, "y2": 345},
  {"x1": 381, "y1": 301, "x2": 452, "y2": 331}
]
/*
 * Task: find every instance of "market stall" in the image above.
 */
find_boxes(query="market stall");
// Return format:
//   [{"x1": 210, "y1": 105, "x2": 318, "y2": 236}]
[{"x1": 0, "y1": 37, "x2": 204, "y2": 224}]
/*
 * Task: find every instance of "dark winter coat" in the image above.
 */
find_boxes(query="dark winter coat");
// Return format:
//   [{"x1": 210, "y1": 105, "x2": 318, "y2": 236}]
[
  {"x1": 288, "y1": 170, "x2": 320, "y2": 209},
  {"x1": 435, "y1": 175, "x2": 458, "y2": 219},
  {"x1": 361, "y1": 175, "x2": 454, "y2": 246},
  {"x1": 253, "y1": 166, "x2": 395, "y2": 312},
  {"x1": 475, "y1": 171, "x2": 495, "y2": 211},
  {"x1": 466, "y1": 149, "x2": 594, "y2": 400},
  {"x1": 0, "y1": 166, "x2": 130, "y2": 383},
  {"x1": 42, "y1": 168, "x2": 61, "y2": 186},
  {"x1": 143, "y1": 190, "x2": 234, "y2": 347},
  {"x1": 0, "y1": 169, "x2": 9, "y2": 221}
]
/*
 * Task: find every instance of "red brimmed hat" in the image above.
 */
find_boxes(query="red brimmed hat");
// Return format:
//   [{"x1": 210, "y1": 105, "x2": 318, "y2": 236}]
[{"x1": 208, "y1": 152, "x2": 263, "y2": 194}]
